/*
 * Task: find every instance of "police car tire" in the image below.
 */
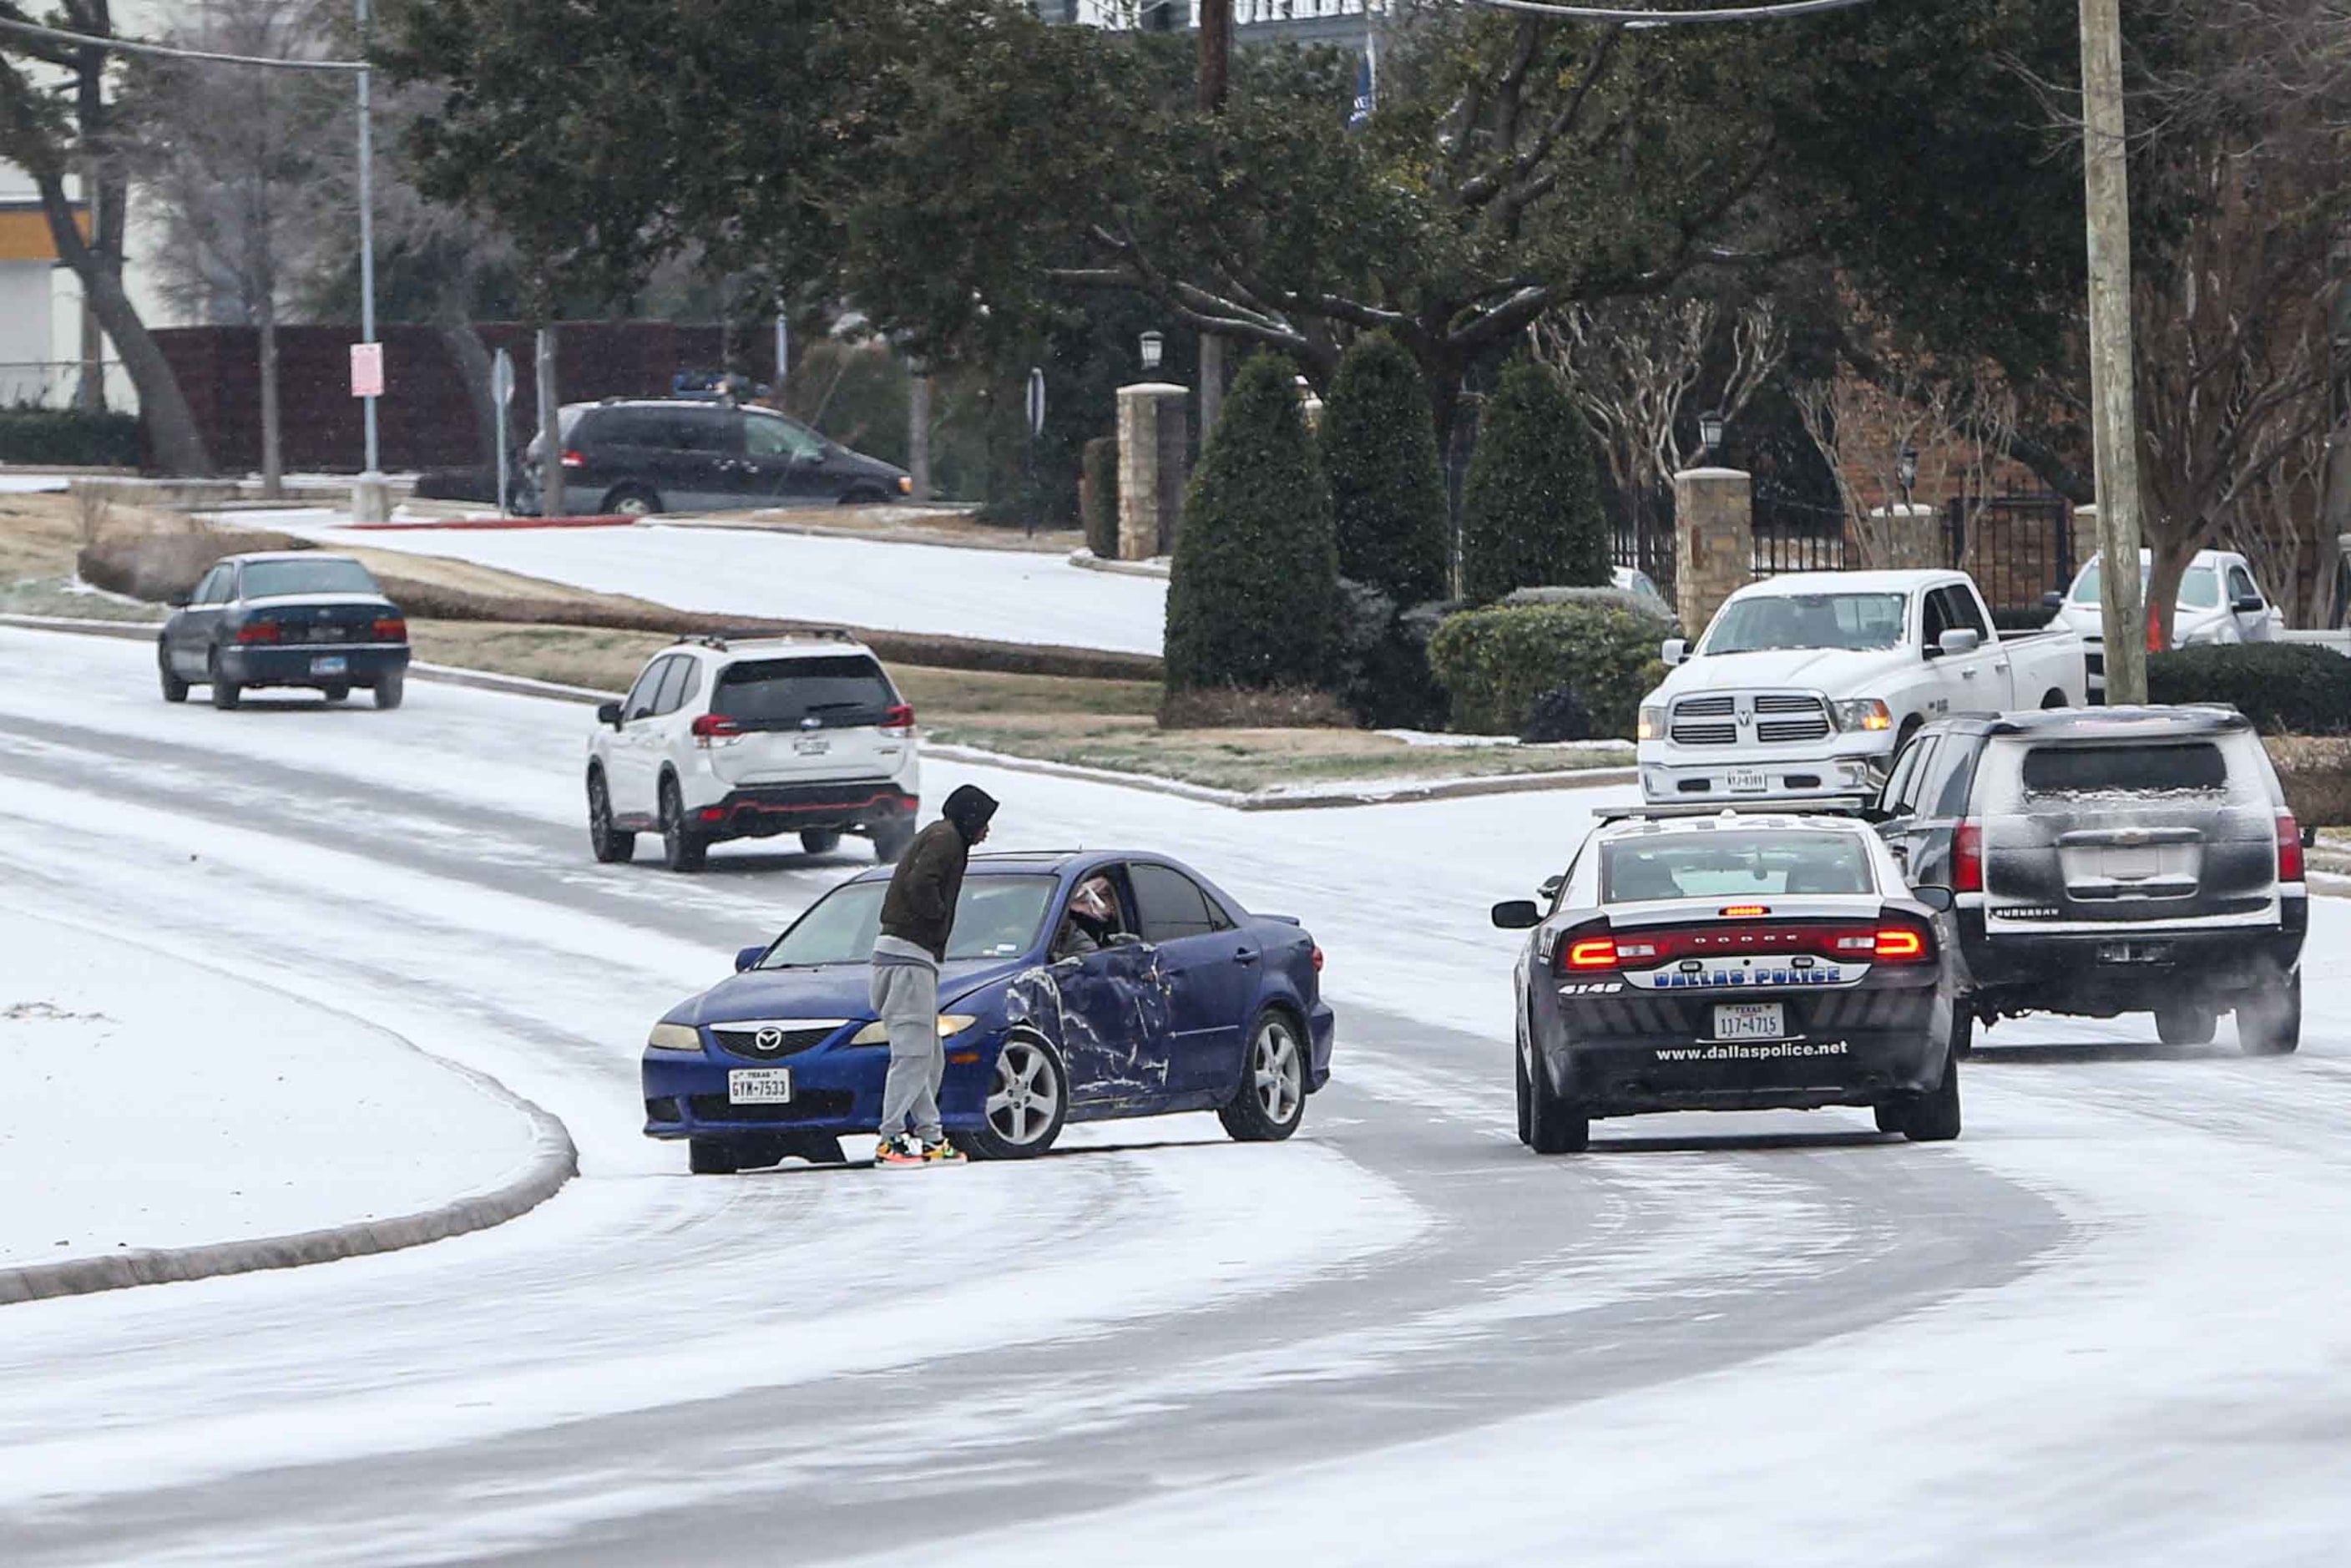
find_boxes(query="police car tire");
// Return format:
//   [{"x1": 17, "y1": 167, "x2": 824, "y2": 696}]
[
  {"x1": 1901, "y1": 1035, "x2": 1963, "y2": 1142},
  {"x1": 1514, "y1": 1050, "x2": 1533, "y2": 1146},
  {"x1": 1525, "y1": 1055, "x2": 1590, "y2": 1155}
]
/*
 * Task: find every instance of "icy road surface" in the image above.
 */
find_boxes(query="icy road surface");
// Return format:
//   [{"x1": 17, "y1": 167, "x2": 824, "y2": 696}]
[
  {"x1": 3, "y1": 625, "x2": 2349, "y2": 1565},
  {"x1": 285, "y1": 518, "x2": 1171, "y2": 655}
]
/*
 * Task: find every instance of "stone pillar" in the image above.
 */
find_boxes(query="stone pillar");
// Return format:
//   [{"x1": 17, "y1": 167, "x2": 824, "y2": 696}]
[
  {"x1": 1672, "y1": 466, "x2": 1753, "y2": 640},
  {"x1": 1868, "y1": 502, "x2": 1942, "y2": 569},
  {"x1": 1117, "y1": 382, "x2": 1190, "y2": 560}
]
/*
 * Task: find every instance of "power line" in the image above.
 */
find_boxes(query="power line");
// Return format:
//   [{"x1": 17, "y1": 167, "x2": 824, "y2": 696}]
[
  {"x1": 1457, "y1": 0, "x2": 1880, "y2": 23},
  {"x1": 0, "y1": 13, "x2": 365, "y2": 72}
]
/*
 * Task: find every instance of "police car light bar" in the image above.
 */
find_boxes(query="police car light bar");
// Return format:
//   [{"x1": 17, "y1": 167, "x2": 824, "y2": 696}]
[{"x1": 1594, "y1": 796, "x2": 1876, "y2": 825}]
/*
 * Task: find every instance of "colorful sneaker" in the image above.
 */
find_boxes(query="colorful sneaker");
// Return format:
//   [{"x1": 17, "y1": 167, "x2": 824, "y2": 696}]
[
  {"x1": 919, "y1": 1137, "x2": 968, "y2": 1166},
  {"x1": 874, "y1": 1134, "x2": 925, "y2": 1167}
]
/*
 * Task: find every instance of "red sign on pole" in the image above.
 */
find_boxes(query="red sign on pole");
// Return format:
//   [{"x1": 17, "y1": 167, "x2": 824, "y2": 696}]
[{"x1": 350, "y1": 341, "x2": 385, "y2": 399}]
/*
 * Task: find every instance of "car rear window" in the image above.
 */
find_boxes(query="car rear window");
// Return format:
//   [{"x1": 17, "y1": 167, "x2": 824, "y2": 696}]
[
  {"x1": 2020, "y1": 742, "x2": 2227, "y2": 796},
  {"x1": 1600, "y1": 831, "x2": 1877, "y2": 902},
  {"x1": 239, "y1": 558, "x2": 381, "y2": 598},
  {"x1": 713, "y1": 655, "x2": 894, "y2": 726}
]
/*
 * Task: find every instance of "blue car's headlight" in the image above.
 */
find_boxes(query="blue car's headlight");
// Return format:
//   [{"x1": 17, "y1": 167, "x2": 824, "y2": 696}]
[
  {"x1": 647, "y1": 1023, "x2": 702, "y2": 1051},
  {"x1": 850, "y1": 1014, "x2": 981, "y2": 1045}
]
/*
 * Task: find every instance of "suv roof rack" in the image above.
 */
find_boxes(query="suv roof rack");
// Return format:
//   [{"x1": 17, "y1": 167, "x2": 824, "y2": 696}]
[
  {"x1": 670, "y1": 626, "x2": 860, "y2": 652},
  {"x1": 1595, "y1": 797, "x2": 1875, "y2": 824}
]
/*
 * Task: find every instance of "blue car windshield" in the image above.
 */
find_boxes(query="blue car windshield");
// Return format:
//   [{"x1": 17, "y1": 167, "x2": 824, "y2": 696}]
[{"x1": 760, "y1": 876, "x2": 1059, "y2": 966}]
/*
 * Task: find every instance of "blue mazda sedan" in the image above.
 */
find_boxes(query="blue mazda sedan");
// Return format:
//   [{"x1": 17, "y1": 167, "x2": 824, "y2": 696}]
[{"x1": 642, "y1": 851, "x2": 1335, "y2": 1172}]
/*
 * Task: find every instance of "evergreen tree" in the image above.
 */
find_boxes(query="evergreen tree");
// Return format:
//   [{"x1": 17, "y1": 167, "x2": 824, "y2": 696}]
[
  {"x1": 1321, "y1": 333, "x2": 1451, "y2": 605},
  {"x1": 1164, "y1": 354, "x2": 1339, "y2": 693},
  {"x1": 1460, "y1": 358, "x2": 1607, "y2": 603}
]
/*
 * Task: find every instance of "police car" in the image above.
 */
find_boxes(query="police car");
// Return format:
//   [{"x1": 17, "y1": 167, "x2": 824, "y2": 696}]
[{"x1": 1493, "y1": 803, "x2": 1963, "y2": 1152}]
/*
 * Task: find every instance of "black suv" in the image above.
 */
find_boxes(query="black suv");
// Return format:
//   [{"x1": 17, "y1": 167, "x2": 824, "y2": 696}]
[
  {"x1": 1873, "y1": 706, "x2": 2308, "y2": 1053},
  {"x1": 523, "y1": 400, "x2": 911, "y2": 517}
]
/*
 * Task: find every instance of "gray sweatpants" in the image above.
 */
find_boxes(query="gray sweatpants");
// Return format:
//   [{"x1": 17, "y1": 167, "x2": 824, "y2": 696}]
[{"x1": 872, "y1": 958, "x2": 943, "y2": 1141}]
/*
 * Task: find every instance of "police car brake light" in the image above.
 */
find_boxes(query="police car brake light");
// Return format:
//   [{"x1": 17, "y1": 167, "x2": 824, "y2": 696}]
[{"x1": 1565, "y1": 937, "x2": 1619, "y2": 971}]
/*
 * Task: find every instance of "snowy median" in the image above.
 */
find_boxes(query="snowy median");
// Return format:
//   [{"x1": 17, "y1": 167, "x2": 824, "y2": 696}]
[{"x1": 0, "y1": 907, "x2": 575, "y2": 1303}]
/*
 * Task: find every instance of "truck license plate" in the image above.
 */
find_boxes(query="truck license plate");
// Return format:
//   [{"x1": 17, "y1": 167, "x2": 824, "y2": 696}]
[
  {"x1": 728, "y1": 1068, "x2": 794, "y2": 1105},
  {"x1": 793, "y1": 736, "x2": 832, "y2": 756},
  {"x1": 1714, "y1": 1003, "x2": 1787, "y2": 1040},
  {"x1": 1727, "y1": 768, "x2": 1768, "y2": 794},
  {"x1": 310, "y1": 655, "x2": 348, "y2": 675}
]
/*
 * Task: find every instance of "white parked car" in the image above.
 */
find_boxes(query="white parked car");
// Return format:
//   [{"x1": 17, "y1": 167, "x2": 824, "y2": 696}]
[
  {"x1": 585, "y1": 631, "x2": 921, "y2": 873},
  {"x1": 1636, "y1": 569, "x2": 2087, "y2": 805},
  {"x1": 2045, "y1": 548, "x2": 2284, "y2": 695},
  {"x1": 1612, "y1": 565, "x2": 1676, "y2": 625}
]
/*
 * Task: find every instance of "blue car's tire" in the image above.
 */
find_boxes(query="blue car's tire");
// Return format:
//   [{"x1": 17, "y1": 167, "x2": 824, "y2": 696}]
[
  {"x1": 1220, "y1": 1010, "x2": 1307, "y2": 1142},
  {"x1": 954, "y1": 1034, "x2": 1066, "y2": 1161},
  {"x1": 688, "y1": 1137, "x2": 741, "y2": 1175}
]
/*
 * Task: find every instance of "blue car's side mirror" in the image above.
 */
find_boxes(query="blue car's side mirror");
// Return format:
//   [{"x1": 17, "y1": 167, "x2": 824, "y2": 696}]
[{"x1": 735, "y1": 944, "x2": 766, "y2": 974}]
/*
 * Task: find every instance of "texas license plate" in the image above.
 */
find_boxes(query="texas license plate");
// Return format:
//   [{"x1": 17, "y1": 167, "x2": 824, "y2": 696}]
[
  {"x1": 1714, "y1": 1003, "x2": 1787, "y2": 1040},
  {"x1": 1727, "y1": 768, "x2": 1768, "y2": 794},
  {"x1": 2096, "y1": 942, "x2": 2174, "y2": 966},
  {"x1": 727, "y1": 1068, "x2": 794, "y2": 1104},
  {"x1": 310, "y1": 655, "x2": 348, "y2": 675},
  {"x1": 793, "y1": 736, "x2": 832, "y2": 756}
]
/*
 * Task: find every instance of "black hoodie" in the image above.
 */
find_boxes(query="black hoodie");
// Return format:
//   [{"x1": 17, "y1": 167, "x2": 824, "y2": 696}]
[{"x1": 878, "y1": 786, "x2": 999, "y2": 961}]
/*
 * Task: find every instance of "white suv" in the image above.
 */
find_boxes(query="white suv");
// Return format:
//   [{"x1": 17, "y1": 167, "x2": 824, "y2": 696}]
[{"x1": 585, "y1": 631, "x2": 921, "y2": 872}]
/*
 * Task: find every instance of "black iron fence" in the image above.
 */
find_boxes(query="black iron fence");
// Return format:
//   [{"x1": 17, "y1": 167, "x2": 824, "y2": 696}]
[
  {"x1": 1944, "y1": 492, "x2": 2075, "y2": 615},
  {"x1": 1751, "y1": 489, "x2": 1848, "y2": 577}
]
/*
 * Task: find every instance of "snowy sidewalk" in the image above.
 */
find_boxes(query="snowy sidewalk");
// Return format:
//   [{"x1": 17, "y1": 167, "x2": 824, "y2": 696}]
[{"x1": 0, "y1": 906, "x2": 572, "y2": 1300}]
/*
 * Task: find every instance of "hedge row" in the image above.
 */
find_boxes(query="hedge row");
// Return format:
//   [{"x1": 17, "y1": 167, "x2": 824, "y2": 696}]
[
  {"x1": 1426, "y1": 600, "x2": 1670, "y2": 740},
  {"x1": 2146, "y1": 643, "x2": 2351, "y2": 736},
  {"x1": 0, "y1": 406, "x2": 141, "y2": 468}
]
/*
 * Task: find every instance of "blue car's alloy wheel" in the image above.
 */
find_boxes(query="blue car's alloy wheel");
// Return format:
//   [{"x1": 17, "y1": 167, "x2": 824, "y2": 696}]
[
  {"x1": 956, "y1": 1036, "x2": 1066, "y2": 1161},
  {"x1": 1219, "y1": 1013, "x2": 1307, "y2": 1143}
]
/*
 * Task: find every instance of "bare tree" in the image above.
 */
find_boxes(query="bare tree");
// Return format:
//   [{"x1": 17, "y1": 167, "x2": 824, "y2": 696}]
[
  {"x1": 1792, "y1": 357, "x2": 2019, "y2": 571},
  {"x1": 0, "y1": 1, "x2": 214, "y2": 473},
  {"x1": 130, "y1": 1, "x2": 341, "y2": 497},
  {"x1": 1534, "y1": 297, "x2": 1786, "y2": 574}
]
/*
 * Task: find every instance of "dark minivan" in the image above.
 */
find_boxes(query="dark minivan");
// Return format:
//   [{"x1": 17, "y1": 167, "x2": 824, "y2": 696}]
[
  {"x1": 1873, "y1": 706, "x2": 2307, "y2": 1053},
  {"x1": 523, "y1": 400, "x2": 912, "y2": 518}
]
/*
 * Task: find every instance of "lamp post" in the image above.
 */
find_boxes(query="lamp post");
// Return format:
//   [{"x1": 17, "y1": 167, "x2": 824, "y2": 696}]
[
  {"x1": 351, "y1": 0, "x2": 387, "y2": 523},
  {"x1": 1698, "y1": 408, "x2": 1725, "y2": 460},
  {"x1": 1139, "y1": 330, "x2": 1165, "y2": 375}
]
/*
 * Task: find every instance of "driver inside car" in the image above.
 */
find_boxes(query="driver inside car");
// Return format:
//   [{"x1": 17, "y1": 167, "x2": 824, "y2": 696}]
[{"x1": 1054, "y1": 876, "x2": 1123, "y2": 959}]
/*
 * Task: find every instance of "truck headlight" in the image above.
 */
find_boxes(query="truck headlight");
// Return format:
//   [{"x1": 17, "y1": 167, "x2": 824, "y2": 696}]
[
  {"x1": 1833, "y1": 699, "x2": 1893, "y2": 733},
  {"x1": 1636, "y1": 705, "x2": 1666, "y2": 741},
  {"x1": 647, "y1": 1023, "x2": 702, "y2": 1052},
  {"x1": 850, "y1": 1014, "x2": 980, "y2": 1045}
]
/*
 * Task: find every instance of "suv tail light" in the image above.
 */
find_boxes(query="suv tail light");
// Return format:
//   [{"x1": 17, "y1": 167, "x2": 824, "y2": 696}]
[
  {"x1": 2278, "y1": 811, "x2": 2304, "y2": 883},
  {"x1": 1311, "y1": 945, "x2": 1325, "y2": 974},
  {"x1": 372, "y1": 617, "x2": 407, "y2": 642},
  {"x1": 1953, "y1": 819, "x2": 1984, "y2": 893},
  {"x1": 881, "y1": 703, "x2": 917, "y2": 738},
  {"x1": 560, "y1": 448, "x2": 585, "y2": 470},
  {"x1": 235, "y1": 620, "x2": 280, "y2": 644},
  {"x1": 690, "y1": 713, "x2": 742, "y2": 747}
]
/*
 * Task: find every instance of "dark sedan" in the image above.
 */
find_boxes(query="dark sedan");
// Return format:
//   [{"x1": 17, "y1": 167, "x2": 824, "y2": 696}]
[
  {"x1": 159, "y1": 553, "x2": 412, "y2": 711},
  {"x1": 642, "y1": 850, "x2": 1335, "y2": 1172},
  {"x1": 1494, "y1": 804, "x2": 1962, "y2": 1152}
]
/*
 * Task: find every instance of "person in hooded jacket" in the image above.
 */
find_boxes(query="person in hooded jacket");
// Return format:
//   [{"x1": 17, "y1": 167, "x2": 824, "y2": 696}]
[{"x1": 870, "y1": 784, "x2": 999, "y2": 1166}]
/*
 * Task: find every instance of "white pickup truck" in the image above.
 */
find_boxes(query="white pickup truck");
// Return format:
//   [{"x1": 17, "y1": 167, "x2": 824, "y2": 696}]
[{"x1": 1635, "y1": 569, "x2": 2088, "y2": 805}]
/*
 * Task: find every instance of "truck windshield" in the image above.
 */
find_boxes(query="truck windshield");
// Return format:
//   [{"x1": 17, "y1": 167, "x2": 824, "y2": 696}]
[
  {"x1": 758, "y1": 876, "x2": 1058, "y2": 965},
  {"x1": 2072, "y1": 562, "x2": 2220, "y2": 609},
  {"x1": 1600, "y1": 832, "x2": 1878, "y2": 901},
  {"x1": 1704, "y1": 593, "x2": 1906, "y2": 655}
]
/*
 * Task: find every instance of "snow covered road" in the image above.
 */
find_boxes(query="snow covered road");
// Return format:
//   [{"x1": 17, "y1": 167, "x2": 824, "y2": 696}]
[
  {"x1": 1, "y1": 625, "x2": 2347, "y2": 1564},
  {"x1": 282, "y1": 518, "x2": 1170, "y2": 655}
]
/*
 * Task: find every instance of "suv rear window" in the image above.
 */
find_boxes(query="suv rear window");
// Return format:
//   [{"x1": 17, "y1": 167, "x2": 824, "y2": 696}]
[
  {"x1": 2020, "y1": 742, "x2": 2227, "y2": 796},
  {"x1": 1600, "y1": 831, "x2": 1877, "y2": 901},
  {"x1": 713, "y1": 655, "x2": 894, "y2": 726}
]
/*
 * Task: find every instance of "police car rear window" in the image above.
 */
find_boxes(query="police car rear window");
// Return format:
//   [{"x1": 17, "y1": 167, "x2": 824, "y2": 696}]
[
  {"x1": 2020, "y1": 743, "x2": 2226, "y2": 796},
  {"x1": 1600, "y1": 832, "x2": 1875, "y2": 902},
  {"x1": 713, "y1": 655, "x2": 893, "y2": 725}
]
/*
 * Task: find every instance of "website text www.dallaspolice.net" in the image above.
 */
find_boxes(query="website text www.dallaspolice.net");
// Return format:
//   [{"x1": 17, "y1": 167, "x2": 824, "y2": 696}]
[{"x1": 1652, "y1": 1041, "x2": 1852, "y2": 1062}]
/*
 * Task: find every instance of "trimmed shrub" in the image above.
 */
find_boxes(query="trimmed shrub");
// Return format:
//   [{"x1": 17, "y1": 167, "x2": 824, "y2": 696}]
[
  {"x1": 1459, "y1": 359, "x2": 1606, "y2": 603},
  {"x1": 0, "y1": 405, "x2": 141, "y2": 468},
  {"x1": 2268, "y1": 736, "x2": 2351, "y2": 826},
  {"x1": 1321, "y1": 333, "x2": 1450, "y2": 604},
  {"x1": 1327, "y1": 578, "x2": 1451, "y2": 731},
  {"x1": 1157, "y1": 685, "x2": 1355, "y2": 730},
  {"x1": 1080, "y1": 435, "x2": 1120, "y2": 559},
  {"x1": 1502, "y1": 584, "x2": 1672, "y2": 624},
  {"x1": 2146, "y1": 643, "x2": 2351, "y2": 736},
  {"x1": 1163, "y1": 352, "x2": 1339, "y2": 695},
  {"x1": 1426, "y1": 600, "x2": 1667, "y2": 739}
]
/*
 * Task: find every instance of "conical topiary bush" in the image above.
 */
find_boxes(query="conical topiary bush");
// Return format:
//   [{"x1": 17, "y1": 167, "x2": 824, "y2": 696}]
[
  {"x1": 1460, "y1": 357, "x2": 1608, "y2": 603},
  {"x1": 1322, "y1": 332, "x2": 1450, "y2": 605}
]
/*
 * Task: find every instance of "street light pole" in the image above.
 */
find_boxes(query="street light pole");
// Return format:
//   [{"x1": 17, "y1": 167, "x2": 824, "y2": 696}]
[
  {"x1": 351, "y1": 0, "x2": 387, "y2": 521},
  {"x1": 2078, "y1": 0, "x2": 2148, "y2": 701}
]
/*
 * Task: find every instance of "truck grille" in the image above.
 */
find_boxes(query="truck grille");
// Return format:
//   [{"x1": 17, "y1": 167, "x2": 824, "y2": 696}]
[{"x1": 1667, "y1": 692, "x2": 1830, "y2": 746}]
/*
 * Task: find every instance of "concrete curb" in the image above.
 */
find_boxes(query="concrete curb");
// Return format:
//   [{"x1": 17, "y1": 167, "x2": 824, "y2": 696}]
[
  {"x1": 1068, "y1": 548, "x2": 1172, "y2": 579},
  {"x1": 924, "y1": 741, "x2": 1637, "y2": 812},
  {"x1": 0, "y1": 936, "x2": 579, "y2": 1307},
  {"x1": 351, "y1": 514, "x2": 635, "y2": 532}
]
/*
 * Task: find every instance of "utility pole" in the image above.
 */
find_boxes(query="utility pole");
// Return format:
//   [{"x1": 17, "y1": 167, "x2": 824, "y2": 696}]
[
  {"x1": 2078, "y1": 0, "x2": 2148, "y2": 702},
  {"x1": 351, "y1": 0, "x2": 388, "y2": 522},
  {"x1": 535, "y1": 322, "x2": 565, "y2": 518},
  {"x1": 1194, "y1": 0, "x2": 1233, "y2": 448},
  {"x1": 908, "y1": 361, "x2": 932, "y2": 503}
]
